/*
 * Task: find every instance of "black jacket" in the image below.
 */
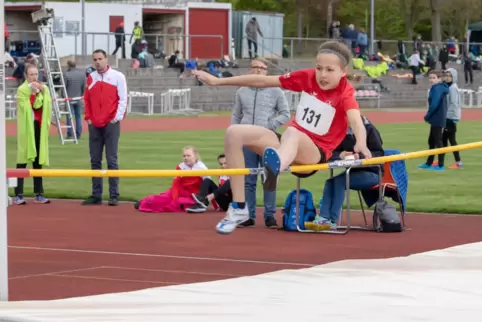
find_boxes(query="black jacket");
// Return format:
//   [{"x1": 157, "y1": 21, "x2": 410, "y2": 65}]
[
  {"x1": 114, "y1": 26, "x2": 125, "y2": 45},
  {"x1": 329, "y1": 117, "x2": 385, "y2": 174}
]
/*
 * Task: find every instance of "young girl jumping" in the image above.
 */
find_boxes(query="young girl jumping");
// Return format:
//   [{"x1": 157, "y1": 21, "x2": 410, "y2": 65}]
[{"x1": 193, "y1": 41, "x2": 371, "y2": 235}]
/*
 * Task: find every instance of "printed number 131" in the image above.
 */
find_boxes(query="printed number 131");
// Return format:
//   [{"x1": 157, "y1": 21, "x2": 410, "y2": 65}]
[{"x1": 301, "y1": 107, "x2": 321, "y2": 127}]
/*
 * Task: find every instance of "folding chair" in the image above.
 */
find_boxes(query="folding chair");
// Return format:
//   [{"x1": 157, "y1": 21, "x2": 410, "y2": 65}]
[
  {"x1": 357, "y1": 160, "x2": 406, "y2": 229},
  {"x1": 294, "y1": 159, "x2": 382, "y2": 235}
]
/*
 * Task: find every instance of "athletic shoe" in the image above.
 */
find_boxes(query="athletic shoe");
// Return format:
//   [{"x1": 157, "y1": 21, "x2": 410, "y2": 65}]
[
  {"x1": 428, "y1": 165, "x2": 445, "y2": 171},
  {"x1": 304, "y1": 216, "x2": 335, "y2": 231},
  {"x1": 265, "y1": 216, "x2": 278, "y2": 229},
  {"x1": 192, "y1": 193, "x2": 209, "y2": 208},
  {"x1": 81, "y1": 196, "x2": 102, "y2": 205},
  {"x1": 448, "y1": 162, "x2": 464, "y2": 169},
  {"x1": 238, "y1": 218, "x2": 255, "y2": 227},
  {"x1": 262, "y1": 147, "x2": 281, "y2": 192},
  {"x1": 417, "y1": 163, "x2": 432, "y2": 169},
  {"x1": 186, "y1": 204, "x2": 207, "y2": 213},
  {"x1": 34, "y1": 194, "x2": 50, "y2": 204},
  {"x1": 15, "y1": 195, "x2": 26, "y2": 205},
  {"x1": 108, "y1": 198, "x2": 119, "y2": 206},
  {"x1": 216, "y1": 203, "x2": 249, "y2": 234}
]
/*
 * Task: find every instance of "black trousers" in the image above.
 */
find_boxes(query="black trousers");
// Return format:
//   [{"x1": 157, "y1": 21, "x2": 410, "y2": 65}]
[
  {"x1": 410, "y1": 66, "x2": 418, "y2": 84},
  {"x1": 442, "y1": 120, "x2": 461, "y2": 162},
  {"x1": 425, "y1": 125, "x2": 445, "y2": 166},
  {"x1": 464, "y1": 63, "x2": 473, "y2": 84},
  {"x1": 198, "y1": 178, "x2": 232, "y2": 211},
  {"x1": 247, "y1": 39, "x2": 258, "y2": 58},
  {"x1": 15, "y1": 121, "x2": 43, "y2": 196},
  {"x1": 112, "y1": 42, "x2": 126, "y2": 59}
]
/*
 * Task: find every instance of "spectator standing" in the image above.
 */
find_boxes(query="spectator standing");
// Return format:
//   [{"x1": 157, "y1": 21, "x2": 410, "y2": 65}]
[
  {"x1": 63, "y1": 60, "x2": 85, "y2": 140},
  {"x1": 356, "y1": 28, "x2": 368, "y2": 58},
  {"x1": 440, "y1": 69, "x2": 463, "y2": 169},
  {"x1": 460, "y1": 44, "x2": 474, "y2": 85},
  {"x1": 231, "y1": 57, "x2": 290, "y2": 228},
  {"x1": 245, "y1": 17, "x2": 263, "y2": 59},
  {"x1": 418, "y1": 70, "x2": 449, "y2": 171},
  {"x1": 82, "y1": 49, "x2": 127, "y2": 206},
  {"x1": 329, "y1": 21, "x2": 341, "y2": 40},
  {"x1": 14, "y1": 64, "x2": 52, "y2": 205},
  {"x1": 342, "y1": 24, "x2": 358, "y2": 55},
  {"x1": 438, "y1": 44, "x2": 449, "y2": 70},
  {"x1": 4, "y1": 23, "x2": 8, "y2": 49},
  {"x1": 130, "y1": 21, "x2": 144, "y2": 58},
  {"x1": 112, "y1": 22, "x2": 126, "y2": 59},
  {"x1": 408, "y1": 50, "x2": 425, "y2": 85}
]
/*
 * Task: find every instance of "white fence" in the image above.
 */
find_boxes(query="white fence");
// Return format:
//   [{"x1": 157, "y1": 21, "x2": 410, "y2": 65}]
[
  {"x1": 128, "y1": 89, "x2": 202, "y2": 116},
  {"x1": 5, "y1": 95, "x2": 17, "y2": 120},
  {"x1": 459, "y1": 87, "x2": 482, "y2": 108},
  {"x1": 127, "y1": 92, "x2": 155, "y2": 115},
  {"x1": 159, "y1": 88, "x2": 198, "y2": 115}
]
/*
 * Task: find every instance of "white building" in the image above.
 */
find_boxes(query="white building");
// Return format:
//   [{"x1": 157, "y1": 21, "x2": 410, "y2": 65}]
[{"x1": 5, "y1": 0, "x2": 232, "y2": 60}]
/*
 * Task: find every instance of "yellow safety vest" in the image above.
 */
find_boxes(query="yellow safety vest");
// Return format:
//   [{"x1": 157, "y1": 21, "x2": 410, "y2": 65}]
[{"x1": 133, "y1": 26, "x2": 143, "y2": 40}]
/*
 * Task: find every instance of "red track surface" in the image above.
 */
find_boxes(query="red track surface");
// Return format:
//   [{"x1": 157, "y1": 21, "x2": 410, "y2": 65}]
[
  {"x1": 8, "y1": 202, "x2": 482, "y2": 301},
  {"x1": 7, "y1": 110, "x2": 482, "y2": 301}
]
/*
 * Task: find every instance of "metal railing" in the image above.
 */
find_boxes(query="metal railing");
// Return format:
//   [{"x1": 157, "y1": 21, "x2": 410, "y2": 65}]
[
  {"x1": 7, "y1": 30, "x2": 224, "y2": 60},
  {"x1": 258, "y1": 37, "x2": 482, "y2": 60}
]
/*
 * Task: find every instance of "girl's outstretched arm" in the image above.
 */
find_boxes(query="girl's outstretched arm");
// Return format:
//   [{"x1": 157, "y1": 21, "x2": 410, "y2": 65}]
[{"x1": 193, "y1": 70, "x2": 280, "y2": 88}]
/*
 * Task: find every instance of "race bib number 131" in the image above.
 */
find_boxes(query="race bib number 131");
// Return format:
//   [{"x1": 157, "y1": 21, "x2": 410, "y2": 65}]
[{"x1": 295, "y1": 92, "x2": 336, "y2": 136}]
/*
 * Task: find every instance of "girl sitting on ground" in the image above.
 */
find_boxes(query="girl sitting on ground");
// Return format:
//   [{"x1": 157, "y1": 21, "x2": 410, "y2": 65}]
[
  {"x1": 135, "y1": 146, "x2": 209, "y2": 213},
  {"x1": 305, "y1": 116, "x2": 384, "y2": 231}
]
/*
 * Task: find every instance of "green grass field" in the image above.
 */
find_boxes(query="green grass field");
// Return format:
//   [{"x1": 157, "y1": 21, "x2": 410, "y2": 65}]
[{"x1": 6, "y1": 121, "x2": 482, "y2": 214}]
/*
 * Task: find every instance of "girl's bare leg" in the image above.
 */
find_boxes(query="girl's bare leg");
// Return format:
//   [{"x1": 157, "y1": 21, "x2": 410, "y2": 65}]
[
  {"x1": 279, "y1": 127, "x2": 323, "y2": 169},
  {"x1": 262, "y1": 127, "x2": 323, "y2": 190},
  {"x1": 216, "y1": 125, "x2": 280, "y2": 234},
  {"x1": 217, "y1": 125, "x2": 322, "y2": 235},
  {"x1": 224, "y1": 124, "x2": 281, "y2": 203}
]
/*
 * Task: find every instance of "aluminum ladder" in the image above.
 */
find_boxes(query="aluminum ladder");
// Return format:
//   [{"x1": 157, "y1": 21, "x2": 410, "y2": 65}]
[{"x1": 37, "y1": 24, "x2": 78, "y2": 145}]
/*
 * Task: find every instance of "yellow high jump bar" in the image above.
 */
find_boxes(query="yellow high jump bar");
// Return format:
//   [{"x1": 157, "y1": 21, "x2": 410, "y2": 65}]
[{"x1": 6, "y1": 141, "x2": 482, "y2": 178}]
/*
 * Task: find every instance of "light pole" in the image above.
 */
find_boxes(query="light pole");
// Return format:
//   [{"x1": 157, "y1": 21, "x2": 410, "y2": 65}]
[
  {"x1": 81, "y1": 0, "x2": 86, "y2": 55},
  {"x1": 0, "y1": 0, "x2": 9, "y2": 302},
  {"x1": 370, "y1": 0, "x2": 375, "y2": 54}
]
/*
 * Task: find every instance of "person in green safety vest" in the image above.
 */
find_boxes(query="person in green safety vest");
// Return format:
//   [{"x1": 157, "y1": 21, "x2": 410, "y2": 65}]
[
  {"x1": 130, "y1": 21, "x2": 143, "y2": 44},
  {"x1": 130, "y1": 21, "x2": 144, "y2": 59}
]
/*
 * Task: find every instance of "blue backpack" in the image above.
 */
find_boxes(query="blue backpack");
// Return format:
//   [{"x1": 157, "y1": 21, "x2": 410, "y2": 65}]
[{"x1": 282, "y1": 189, "x2": 317, "y2": 231}]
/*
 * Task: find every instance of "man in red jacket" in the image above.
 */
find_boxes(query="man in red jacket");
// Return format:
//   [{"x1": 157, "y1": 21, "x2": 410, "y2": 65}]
[{"x1": 82, "y1": 49, "x2": 127, "y2": 206}]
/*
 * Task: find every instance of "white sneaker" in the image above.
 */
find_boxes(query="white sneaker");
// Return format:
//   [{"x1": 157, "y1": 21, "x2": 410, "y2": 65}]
[{"x1": 216, "y1": 204, "x2": 249, "y2": 234}]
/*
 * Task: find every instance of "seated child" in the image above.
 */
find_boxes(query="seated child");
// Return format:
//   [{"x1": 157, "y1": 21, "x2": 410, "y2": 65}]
[
  {"x1": 305, "y1": 116, "x2": 384, "y2": 231},
  {"x1": 186, "y1": 154, "x2": 232, "y2": 213},
  {"x1": 135, "y1": 146, "x2": 209, "y2": 213}
]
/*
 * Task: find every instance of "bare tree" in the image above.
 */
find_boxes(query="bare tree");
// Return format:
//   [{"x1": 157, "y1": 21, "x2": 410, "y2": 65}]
[{"x1": 401, "y1": 0, "x2": 428, "y2": 40}]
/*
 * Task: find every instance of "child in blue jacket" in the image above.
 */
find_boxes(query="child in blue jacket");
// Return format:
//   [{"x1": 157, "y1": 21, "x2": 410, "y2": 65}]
[{"x1": 418, "y1": 70, "x2": 449, "y2": 171}]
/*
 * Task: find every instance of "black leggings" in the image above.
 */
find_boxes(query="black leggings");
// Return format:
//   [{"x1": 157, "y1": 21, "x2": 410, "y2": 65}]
[
  {"x1": 442, "y1": 120, "x2": 461, "y2": 162},
  {"x1": 198, "y1": 178, "x2": 232, "y2": 211},
  {"x1": 15, "y1": 120, "x2": 44, "y2": 196},
  {"x1": 425, "y1": 125, "x2": 445, "y2": 167}
]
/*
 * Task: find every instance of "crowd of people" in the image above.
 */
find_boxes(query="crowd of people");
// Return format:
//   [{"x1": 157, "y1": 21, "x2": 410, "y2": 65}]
[{"x1": 10, "y1": 38, "x2": 464, "y2": 234}]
